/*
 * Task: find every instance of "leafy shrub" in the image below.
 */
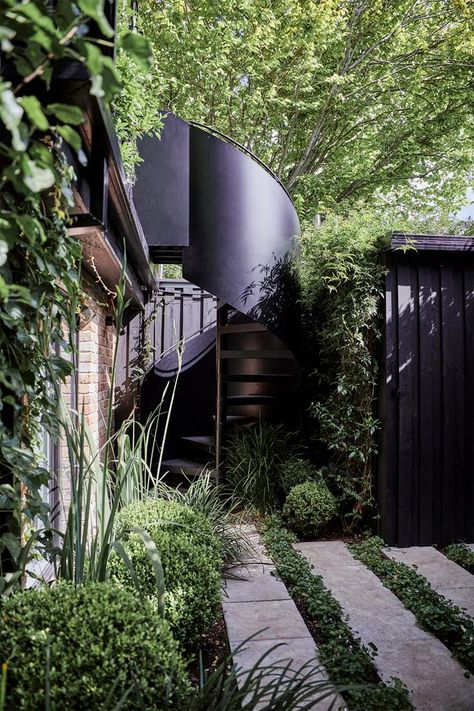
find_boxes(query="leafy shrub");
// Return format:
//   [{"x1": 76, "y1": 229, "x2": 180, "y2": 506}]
[
  {"x1": 155, "y1": 472, "x2": 253, "y2": 564},
  {"x1": 280, "y1": 458, "x2": 319, "y2": 495},
  {"x1": 225, "y1": 421, "x2": 294, "y2": 513},
  {"x1": 443, "y1": 543, "x2": 474, "y2": 574},
  {"x1": 0, "y1": 582, "x2": 189, "y2": 710},
  {"x1": 300, "y1": 211, "x2": 386, "y2": 528},
  {"x1": 111, "y1": 498, "x2": 222, "y2": 646},
  {"x1": 282, "y1": 481, "x2": 337, "y2": 538}
]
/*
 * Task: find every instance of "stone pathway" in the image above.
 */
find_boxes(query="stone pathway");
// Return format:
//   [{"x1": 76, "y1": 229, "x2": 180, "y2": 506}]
[
  {"x1": 384, "y1": 545, "x2": 474, "y2": 618},
  {"x1": 222, "y1": 526, "x2": 344, "y2": 709},
  {"x1": 295, "y1": 541, "x2": 474, "y2": 711}
]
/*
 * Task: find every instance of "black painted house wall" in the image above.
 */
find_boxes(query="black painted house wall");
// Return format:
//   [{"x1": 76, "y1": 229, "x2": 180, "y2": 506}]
[{"x1": 378, "y1": 235, "x2": 474, "y2": 546}]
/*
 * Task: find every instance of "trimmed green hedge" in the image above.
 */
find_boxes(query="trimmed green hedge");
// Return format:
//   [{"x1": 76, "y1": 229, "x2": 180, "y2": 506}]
[
  {"x1": 282, "y1": 480, "x2": 337, "y2": 538},
  {"x1": 111, "y1": 498, "x2": 223, "y2": 647},
  {"x1": 0, "y1": 582, "x2": 189, "y2": 710},
  {"x1": 280, "y1": 458, "x2": 319, "y2": 495}
]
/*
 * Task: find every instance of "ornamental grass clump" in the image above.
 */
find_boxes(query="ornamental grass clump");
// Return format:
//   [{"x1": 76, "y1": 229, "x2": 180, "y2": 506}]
[
  {"x1": 110, "y1": 498, "x2": 223, "y2": 647},
  {"x1": 282, "y1": 481, "x2": 337, "y2": 538},
  {"x1": 0, "y1": 582, "x2": 189, "y2": 711},
  {"x1": 225, "y1": 421, "x2": 295, "y2": 513},
  {"x1": 154, "y1": 471, "x2": 253, "y2": 564}
]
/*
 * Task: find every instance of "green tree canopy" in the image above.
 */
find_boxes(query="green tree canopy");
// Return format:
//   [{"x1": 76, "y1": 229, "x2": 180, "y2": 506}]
[{"x1": 117, "y1": 0, "x2": 473, "y2": 216}]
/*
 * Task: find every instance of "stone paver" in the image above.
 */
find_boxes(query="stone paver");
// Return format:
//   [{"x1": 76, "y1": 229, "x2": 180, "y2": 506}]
[
  {"x1": 295, "y1": 540, "x2": 474, "y2": 711},
  {"x1": 384, "y1": 545, "x2": 474, "y2": 618},
  {"x1": 223, "y1": 564, "x2": 290, "y2": 602},
  {"x1": 223, "y1": 527, "x2": 344, "y2": 710},
  {"x1": 223, "y1": 597, "x2": 311, "y2": 642}
]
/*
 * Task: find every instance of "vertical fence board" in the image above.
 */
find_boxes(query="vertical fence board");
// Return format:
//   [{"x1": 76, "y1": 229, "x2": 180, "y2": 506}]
[
  {"x1": 417, "y1": 264, "x2": 442, "y2": 543},
  {"x1": 378, "y1": 265, "x2": 399, "y2": 543},
  {"x1": 440, "y1": 264, "x2": 464, "y2": 543},
  {"x1": 463, "y1": 268, "x2": 474, "y2": 540},
  {"x1": 396, "y1": 264, "x2": 419, "y2": 546}
]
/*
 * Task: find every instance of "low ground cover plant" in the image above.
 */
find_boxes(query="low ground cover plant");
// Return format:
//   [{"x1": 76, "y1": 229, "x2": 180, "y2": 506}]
[
  {"x1": 261, "y1": 518, "x2": 412, "y2": 710},
  {"x1": 0, "y1": 582, "x2": 189, "y2": 710},
  {"x1": 350, "y1": 537, "x2": 474, "y2": 673},
  {"x1": 110, "y1": 498, "x2": 222, "y2": 647},
  {"x1": 443, "y1": 543, "x2": 474, "y2": 574},
  {"x1": 282, "y1": 480, "x2": 338, "y2": 538}
]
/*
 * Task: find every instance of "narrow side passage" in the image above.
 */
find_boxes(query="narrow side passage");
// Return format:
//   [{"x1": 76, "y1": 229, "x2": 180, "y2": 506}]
[
  {"x1": 384, "y1": 545, "x2": 474, "y2": 618},
  {"x1": 222, "y1": 526, "x2": 344, "y2": 710},
  {"x1": 295, "y1": 541, "x2": 474, "y2": 711}
]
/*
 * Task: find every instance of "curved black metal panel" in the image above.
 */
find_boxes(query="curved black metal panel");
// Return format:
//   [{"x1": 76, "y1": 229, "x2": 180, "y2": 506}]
[
  {"x1": 183, "y1": 125, "x2": 300, "y2": 345},
  {"x1": 134, "y1": 115, "x2": 190, "y2": 249},
  {"x1": 140, "y1": 330, "x2": 217, "y2": 461},
  {"x1": 154, "y1": 327, "x2": 216, "y2": 378}
]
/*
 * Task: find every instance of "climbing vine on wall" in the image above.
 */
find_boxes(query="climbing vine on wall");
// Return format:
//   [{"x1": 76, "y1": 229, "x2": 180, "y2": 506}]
[{"x1": 0, "y1": 0, "x2": 151, "y2": 592}]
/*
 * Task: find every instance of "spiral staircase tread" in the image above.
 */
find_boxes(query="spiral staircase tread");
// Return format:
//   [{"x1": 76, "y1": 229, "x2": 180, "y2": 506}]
[
  {"x1": 223, "y1": 373, "x2": 294, "y2": 383},
  {"x1": 220, "y1": 349, "x2": 294, "y2": 359}
]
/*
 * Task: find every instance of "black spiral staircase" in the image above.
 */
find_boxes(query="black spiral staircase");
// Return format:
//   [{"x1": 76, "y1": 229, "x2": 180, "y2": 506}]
[{"x1": 134, "y1": 114, "x2": 300, "y2": 483}]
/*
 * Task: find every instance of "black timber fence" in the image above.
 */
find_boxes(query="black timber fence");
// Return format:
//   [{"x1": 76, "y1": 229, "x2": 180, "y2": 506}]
[{"x1": 378, "y1": 234, "x2": 474, "y2": 546}]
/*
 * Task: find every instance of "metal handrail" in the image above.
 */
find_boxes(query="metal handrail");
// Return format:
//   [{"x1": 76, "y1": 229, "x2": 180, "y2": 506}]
[
  {"x1": 142, "y1": 319, "x2": 217, "y2": 379},
  {"x1": 189, "y1": 120, "x2": 292, "y2": 202}
]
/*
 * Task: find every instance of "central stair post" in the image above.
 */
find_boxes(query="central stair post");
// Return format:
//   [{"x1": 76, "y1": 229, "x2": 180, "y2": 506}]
[{"x1": 215, "y1": 302, "x2": 229, "y2": 484}]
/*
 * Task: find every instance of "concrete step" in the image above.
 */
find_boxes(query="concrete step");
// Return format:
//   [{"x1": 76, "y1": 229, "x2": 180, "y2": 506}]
[
  {"x1": 222, "y1": 526, "x2": 344, "y2": 710},
  {"x1": 295, "y1": 541, "x2": 474, "y2": 711},
  {"x1": 384, "y1": 546, "x2": 474, "y2": 618}
]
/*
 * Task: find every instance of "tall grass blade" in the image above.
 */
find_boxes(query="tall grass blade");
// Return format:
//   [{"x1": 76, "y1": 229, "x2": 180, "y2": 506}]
[
  {"x1": 0, "y1": 663, "x2": 7, "y2": 711},
  {"x1": 128, "y1": 527, "x2": 166, "y2": 617}
]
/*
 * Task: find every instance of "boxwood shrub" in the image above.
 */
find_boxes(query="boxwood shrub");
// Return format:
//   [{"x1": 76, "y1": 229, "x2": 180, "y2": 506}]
[
  {"x1": 280, "y1": 458, "x2": 319, "y2": 495},
  {"x1": 111, "y1": 498, "x2": 223, "y2": 647},
  {"x1": 0, "y1": 582, "x2": 189, "y2": 710},
  {"x1": 283, "y1": 480, "x2": 337, "y2": 538}
]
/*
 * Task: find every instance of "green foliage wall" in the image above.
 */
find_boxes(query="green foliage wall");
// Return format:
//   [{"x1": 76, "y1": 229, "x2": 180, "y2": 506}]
[
  {"x1": 300, "y1": 210, "x2": 385, "y2": 528},
  {"x1": 0, "y1": 0, "x2": 151, "y2": 592}
]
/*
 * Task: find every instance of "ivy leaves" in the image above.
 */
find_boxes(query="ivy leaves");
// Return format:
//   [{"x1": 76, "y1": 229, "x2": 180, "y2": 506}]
[
  {"x1": 0, "y1": 0, "x2": 152, "y2": 592},
  {"x1": 0, "y1": 84, "x2": 27, "y2": 151},
  {"x1": 120, "y1": 31, "x2": 154, "y2": 71}
]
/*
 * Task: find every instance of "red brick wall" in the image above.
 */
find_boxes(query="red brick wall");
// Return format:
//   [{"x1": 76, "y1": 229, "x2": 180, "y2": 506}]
[
  {"x1": 55, "y1": 272, "x2": 116, "y2": 532},
  {"x1": 77, "y1": 272, "x2": 116, "y2": 449}
]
